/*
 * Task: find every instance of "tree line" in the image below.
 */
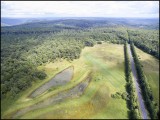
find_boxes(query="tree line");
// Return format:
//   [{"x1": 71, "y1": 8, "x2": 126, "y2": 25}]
[
  {"x1": 1, "y1": 21, "x2": 158, "y2": 100},
  {"x1": 124, "y1": 42, "x2": 141, "y2": 119},
  {"x1": 1, "y1": 29, "x2": 95, "y2": 99},
  {"x1": 130, "y1": 42, "x2": 158, "y2": 119},
  {"x1": 128, "y1": 29, "x2": 159, "y2": 59}
]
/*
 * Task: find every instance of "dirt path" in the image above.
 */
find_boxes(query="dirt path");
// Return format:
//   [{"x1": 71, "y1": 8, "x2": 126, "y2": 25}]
[
  {"x1": 127, "y1": 44, "x2": 149, "y2": 119},
  {"x1": 12, "y1": 76, "x2": 91, "y2": 118}
]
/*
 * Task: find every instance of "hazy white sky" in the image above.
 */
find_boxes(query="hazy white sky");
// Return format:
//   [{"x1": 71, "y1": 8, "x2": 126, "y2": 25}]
[{"x1": 1, "y1": 1, "x2": 159, "y2": 18}]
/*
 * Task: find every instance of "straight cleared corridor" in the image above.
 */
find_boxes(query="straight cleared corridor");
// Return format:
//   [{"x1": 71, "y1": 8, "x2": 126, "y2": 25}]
[{"x1": 127, "y1": 44, "x2": 149, "y2": 119}]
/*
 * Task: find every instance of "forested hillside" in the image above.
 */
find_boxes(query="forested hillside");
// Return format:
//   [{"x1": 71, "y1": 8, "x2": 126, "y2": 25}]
[
  {"x1": 1, "y1": 18, "x2": 159, "y2": 99},
  {"x1": 128, "y1": 29, "x2": 159, "y2": 58}
]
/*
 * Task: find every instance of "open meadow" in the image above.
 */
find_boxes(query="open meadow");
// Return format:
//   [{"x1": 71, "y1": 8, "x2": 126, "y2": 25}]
[
  {"x1": 2, "y1": 43, "x2": 129, "y2": 119},
  {"x1": 135, "y1": 47, "x2": 159, "y2": 106},
  {"x1": 1, "y1": 2, "x2": 159, "y2": 119}
]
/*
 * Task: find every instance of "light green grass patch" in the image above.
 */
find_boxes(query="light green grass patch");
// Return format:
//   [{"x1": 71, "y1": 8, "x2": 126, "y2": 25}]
[
  {"x1": 2, "y1": 43, "x2": 129, "y2": 119},
  {"x1": 135, "y1": 47, "x2": 159, "y2": 106}
]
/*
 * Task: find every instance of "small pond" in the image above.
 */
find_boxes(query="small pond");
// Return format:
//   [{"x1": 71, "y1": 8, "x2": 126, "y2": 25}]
[
  {"x1": 13, "y1": 76, "x2": 91, "y2": 118},
  {"x1": 30, "y1": 66, "x2": 74, "y2": 98}
]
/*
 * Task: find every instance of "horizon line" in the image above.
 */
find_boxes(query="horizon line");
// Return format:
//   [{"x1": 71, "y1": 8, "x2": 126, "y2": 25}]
[{"x1": 2, "y1": 17, "x2": 159, "y2": 19}]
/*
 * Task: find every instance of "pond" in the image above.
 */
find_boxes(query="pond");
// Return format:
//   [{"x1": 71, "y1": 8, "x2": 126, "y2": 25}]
[
  {"x1": 13, "y1": 76, "x2": 91, "y2": 118},
  {"x1": 30, "y1": 66, "x2": 74, "y2": 98}
]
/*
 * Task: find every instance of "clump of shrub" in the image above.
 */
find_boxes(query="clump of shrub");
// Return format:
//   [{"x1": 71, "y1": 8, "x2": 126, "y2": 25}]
[
  {"x1": 33, "y1": 71, "x2": 47, "y2": 80},
  {"x1": 111, "y1": 91, "x2": 129, "y2": 100},
  {"x1": 84, "y1": 39, "x2": 95, "y2": 47},
  {"x1": 97, "y1": 41, "x2": 102, "y2": 44},
  {"x1": 111, "y1": 92, "x2": 121, "y2": 99},
  {"x1": 121, "y1": 92, "x2": 129, "y2": 100}
]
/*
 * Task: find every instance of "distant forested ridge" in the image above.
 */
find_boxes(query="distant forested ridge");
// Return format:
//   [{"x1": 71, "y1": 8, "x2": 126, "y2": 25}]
[{"x1": 1, "y1": 18, "x2": 159, "y2": 98}]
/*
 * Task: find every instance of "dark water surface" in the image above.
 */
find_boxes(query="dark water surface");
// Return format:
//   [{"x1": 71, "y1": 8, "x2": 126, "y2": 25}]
[
  {"x1": 13, "y1": 76, "x2": 91, "y2": 118},
  {"x1": 30, "y1": 67, "x2": 74, "y2": 98}
]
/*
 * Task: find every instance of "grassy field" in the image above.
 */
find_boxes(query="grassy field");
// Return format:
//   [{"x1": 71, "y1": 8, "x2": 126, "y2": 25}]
[
  {"x1": 1, "y1": 43, "x2": 129, "y2": 119},
  {"x1": 135, "y1": 47, "x2": 159, "y2": 106}
]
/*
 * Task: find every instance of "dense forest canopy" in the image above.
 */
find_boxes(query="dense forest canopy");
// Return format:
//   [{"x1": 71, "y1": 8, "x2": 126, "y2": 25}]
[{"x1": 1, "y1": 18, "x2": 159, "y2": 98}]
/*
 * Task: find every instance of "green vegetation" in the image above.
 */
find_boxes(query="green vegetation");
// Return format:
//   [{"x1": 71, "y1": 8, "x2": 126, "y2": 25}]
[
  {"x1": 124, "y1": 42, "x2": 140, "y2": 119},
  {"x1": 1, "y1": 33, "x2": 84, "y2": 98},
  {"x1": 1, "y1": 24, "x2": 129, "y2": 98},
  {"x1": 135, "y1": 47, "x2": 159, "y2": 106},
  {"x1": 130, "y1": 42, "x2": 158, "y2": 119},
  {"x1": 97, "y1": 41, "x2": 102, "y2": 44},
  {"x1": 1, "y1": 18, "x2": 159, "y2": 119},
  {"x1": 128, "y1": 29, "x2": 159, "y2": 59},
  {"x1": 2, "y1": 43, "x2": 128, "y2": 119},
  {"x1": 111, "y1": 91, "x2": 129, "y2": 100}
]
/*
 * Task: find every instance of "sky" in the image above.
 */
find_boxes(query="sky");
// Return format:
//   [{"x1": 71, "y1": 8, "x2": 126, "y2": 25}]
[{"x1": 1, "y1": 1, "x2": 159, "y2": 18}]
